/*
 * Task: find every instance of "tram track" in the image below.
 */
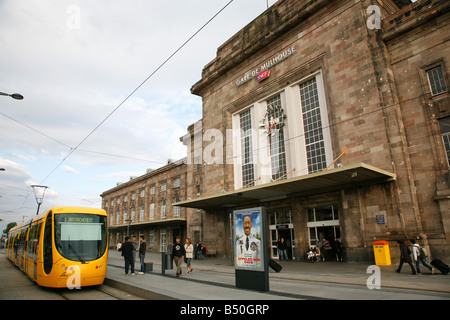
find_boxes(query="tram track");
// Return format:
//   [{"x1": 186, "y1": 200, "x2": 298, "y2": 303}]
[
  {"x1": 54, "y1": 283, "x2": 145, "y2": 300},
  {"x1": 1, "y1": 251, "x2": 145, "y2": 300}
]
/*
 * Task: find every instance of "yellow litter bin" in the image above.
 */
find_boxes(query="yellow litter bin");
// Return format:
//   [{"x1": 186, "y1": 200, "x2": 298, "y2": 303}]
[{"x1": 373, "y1": 240, "x2": 391, "y2": 266}]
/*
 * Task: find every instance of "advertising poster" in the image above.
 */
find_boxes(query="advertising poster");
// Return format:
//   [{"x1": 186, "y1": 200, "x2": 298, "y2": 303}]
[{"x1": 234, "y1": 207, "x2": 265, "y2": 271}]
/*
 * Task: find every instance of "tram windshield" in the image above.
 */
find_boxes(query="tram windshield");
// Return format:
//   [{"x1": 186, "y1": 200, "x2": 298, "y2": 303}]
[{"x1": 54, "y1": 213, "x2": 107, "y2": 262}]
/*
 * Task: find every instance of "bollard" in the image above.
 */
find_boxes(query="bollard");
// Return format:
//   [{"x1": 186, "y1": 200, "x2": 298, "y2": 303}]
[
  {"x1": 161, "y1": 252, "x2": 166, "y2": 275},
  {"x1": 166, "y1": 253, "x2": 173, "y2": 270}
]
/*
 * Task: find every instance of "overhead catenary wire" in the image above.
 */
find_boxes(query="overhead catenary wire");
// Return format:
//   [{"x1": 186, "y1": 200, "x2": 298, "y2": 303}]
[
  {"x1": 0, "y1": 111, "x2": 169, "y2": 165},
  {"x1": 38, "y1": 0, "x2": 236, "y2": 184}
]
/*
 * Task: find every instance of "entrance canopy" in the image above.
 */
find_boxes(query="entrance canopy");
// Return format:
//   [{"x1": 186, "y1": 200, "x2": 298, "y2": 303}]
[{"x1": 175, "y1": 163, "x2": 396, "y2": 210}]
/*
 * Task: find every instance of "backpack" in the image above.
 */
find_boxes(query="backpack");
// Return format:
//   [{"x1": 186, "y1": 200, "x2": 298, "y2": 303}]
[{"x1": 419, "y1": 247, "x2": 427, "y2": 258}]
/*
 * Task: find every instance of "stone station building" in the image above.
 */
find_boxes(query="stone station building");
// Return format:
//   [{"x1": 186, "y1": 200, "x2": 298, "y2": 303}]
[{"x1": 102, "y1": 0, "x2": 450, "y2": 263}]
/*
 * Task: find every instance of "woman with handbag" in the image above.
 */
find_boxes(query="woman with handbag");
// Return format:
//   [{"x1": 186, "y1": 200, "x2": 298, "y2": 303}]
[{"x1": 184, "y1": 238, "x2": 194, "y2": 273}]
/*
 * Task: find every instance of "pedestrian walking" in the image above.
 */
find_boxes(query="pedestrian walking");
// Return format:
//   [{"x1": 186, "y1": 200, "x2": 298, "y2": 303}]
[
  {"x1": 132, "y1": 235, "x2": 138, "y2": 262},
  {"x1": 332, "y1": 237, "x2": 343, "y2": 262},
  {"x1": 411, "y1": 240, "x2": 434, "y2": 274},
  {"x1": 395, "y1": 240, "x2": 417, "y2": 275},
  {"x1": 196, "y1": 241, "x2": 203, "y2": 260},
  {"x1": 276, "y1": 238, "x2": 282, "y2": 259},
  {"x1": 278, "y1": 237, "x2": 288, "y2": 261},
  {"x1": 120, "y1": 236, "x2": 135, "y2": 275},
  {"x1": 172, "y1": 236, "x2": 186, "y2": 277},
  {"x1": 138, "y1": 235, "x2": 147, "y2": 275},
  {"x1": 184, "y1": 238, "x2": 194, "y2": 273},
  {"x1": 322, "y1": 238, "x2": 332, "y2": 261},
  {"x1": 316, "y1": 239, "x2": 323, "y2": 261}
]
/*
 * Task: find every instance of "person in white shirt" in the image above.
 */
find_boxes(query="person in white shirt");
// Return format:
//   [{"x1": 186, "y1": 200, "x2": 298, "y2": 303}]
[{"x1": 411, "y1": 240, "x2": 434, "y2": 274}]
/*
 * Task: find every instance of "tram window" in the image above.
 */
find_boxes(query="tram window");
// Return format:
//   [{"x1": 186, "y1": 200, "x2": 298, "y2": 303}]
[
  {"x1": 18, "y1": 228, "x2": 28, "y2": 255},
  {"x1": 43, "y1": 212, "x2": 53, "y2": 274},
  {"x1": 54, "y1": 213, "x2": 107, "y2": 262},
  {"x1": 13, "y1": 229, "x2": 20, "y2": 258},
  {"x1": 27, "y1": 223, "x2": 42, "y2": 262},
  {"x1": 27, "y1": 225, "x2": 35, "y2": 261}
]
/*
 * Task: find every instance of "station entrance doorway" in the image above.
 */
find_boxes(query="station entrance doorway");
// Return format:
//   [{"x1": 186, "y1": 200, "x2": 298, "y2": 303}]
[
  {"x1": 268, "y1": 210, "x2": 295, "y2": 260},
  {"x1": 307, "y1": 205, "x2": 340, "y2": 248}
]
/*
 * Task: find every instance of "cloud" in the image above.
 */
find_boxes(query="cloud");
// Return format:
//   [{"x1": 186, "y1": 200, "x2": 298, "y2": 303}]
[
  {"x1": 62, "y1": 165, "x2": 78, "y2": 174},
  {"x1": 0, "y1": 158, "x2": 34, "y2": 187},
  {"x1": 0, "y1": 0, "x2": 280, "y2": 233}
]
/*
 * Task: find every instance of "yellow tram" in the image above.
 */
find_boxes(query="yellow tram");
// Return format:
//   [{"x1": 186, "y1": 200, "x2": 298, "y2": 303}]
[{"x1": 6, "y1": 207, "x2": 108, "y2": 288}]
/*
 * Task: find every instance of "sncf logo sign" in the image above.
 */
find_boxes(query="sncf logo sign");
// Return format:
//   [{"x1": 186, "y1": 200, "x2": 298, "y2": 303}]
[{"x1": 257, "y1": 70, "x2": 270, "y2": 82}]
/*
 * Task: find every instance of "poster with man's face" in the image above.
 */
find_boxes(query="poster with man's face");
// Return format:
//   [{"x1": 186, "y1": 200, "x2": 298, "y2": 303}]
[{"x1": 234, "y1": 207, "x2": 264, "y2": 271}]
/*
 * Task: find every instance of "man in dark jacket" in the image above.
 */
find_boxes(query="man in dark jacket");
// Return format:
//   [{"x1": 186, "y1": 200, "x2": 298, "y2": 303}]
[
  {"x1": 121, "y1": 236, "x2": 135, "y2": 275},
  {"x1": 172, "y1": 236, "x2": 185, "y2": 277},
  {"x1": 138, "y1": 235, "x2": 147, "y2": 275},
  {"x1": 396, "y1": 240, "x2": 416, "y2": 274}
]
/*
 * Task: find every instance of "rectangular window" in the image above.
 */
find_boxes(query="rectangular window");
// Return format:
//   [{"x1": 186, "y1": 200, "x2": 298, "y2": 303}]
[
  {"x1": 439, "y1": 117, "x2": 450, "y2": 168},
  {"x1": 160, "y1": 228, "x2": 167, "y2": 252},
  {"x1": 140, "y1": 205, "x2": 145, "y2": 222},
  {"x1": 240, "y1": 109, "x2": 255, "y2": 187},
  {"x1": 149, "y1": 203, "x2": 155, "y2": 221},
  {"x1": 300, "y1": 78, "x2": 327, "y2": 173},
  {"x1": 149, "y1": 230, "x2": 154, "y2": 246},
  {"x1": 443, "y1": 134, "x2": 450, "y2": 168},
  {"x1": 173, "y1": 197, "x2": 181, "y2": 218},
  {"x1": 173, "y1": 177, "x2": 181, "y2": 188},
  {"x1": 307, "y1": 205, "x2": 339, "y2": 222},
  {"x1": 161, "y1": 200, "x2": 167, "y2": 219},
  {"x1": 267, "y1": 95, "x2": 287, "y2": 180},
  {"x1": 427, "y1": 66, "x2": 448, "y2": 96}
]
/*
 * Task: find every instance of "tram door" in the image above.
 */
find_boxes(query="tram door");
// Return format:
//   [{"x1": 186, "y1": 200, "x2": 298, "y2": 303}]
[{"x1": 17, "y1": 228, "x2": 28, "y2": 271}]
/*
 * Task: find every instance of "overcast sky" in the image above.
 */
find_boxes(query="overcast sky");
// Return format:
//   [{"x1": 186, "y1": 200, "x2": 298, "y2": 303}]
[{"x1": 0, "y1": 0, "x2": 279, "y2": 232}]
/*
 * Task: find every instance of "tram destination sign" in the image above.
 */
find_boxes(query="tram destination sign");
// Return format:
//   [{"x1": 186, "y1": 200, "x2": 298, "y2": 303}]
[{"x1": 61, "y1": 216, "x2": 94, "y2": 223}]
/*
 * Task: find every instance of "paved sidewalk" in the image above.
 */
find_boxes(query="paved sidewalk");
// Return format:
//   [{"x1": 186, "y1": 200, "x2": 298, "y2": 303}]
[{"x1": 106, "y1": 250, "x2": 450, "y2": 300}]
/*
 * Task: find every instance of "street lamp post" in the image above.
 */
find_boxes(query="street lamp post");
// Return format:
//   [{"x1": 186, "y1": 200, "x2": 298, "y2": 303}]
[
  {"x1": 0, "y1": 92, "x2": 24, "y2": 100},
  {"x1": 125, "y1": 219, "x2": 133, "y2": 236},
  {"x1": 31, "y1": 185, "x2": 48, "y2": 215}
]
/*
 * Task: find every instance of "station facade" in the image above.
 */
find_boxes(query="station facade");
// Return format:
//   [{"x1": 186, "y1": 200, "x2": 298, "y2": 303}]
[
  {"x1": 101, "y1": 159, "x2": 192, "y2": 252},
  {"x1": 102, "y1": 0, "x2": 450, "y2": 263}
]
